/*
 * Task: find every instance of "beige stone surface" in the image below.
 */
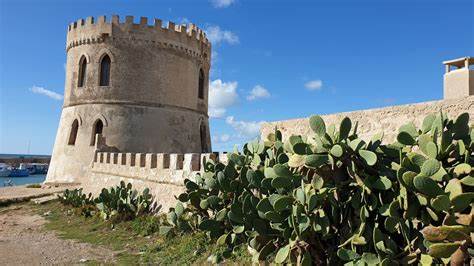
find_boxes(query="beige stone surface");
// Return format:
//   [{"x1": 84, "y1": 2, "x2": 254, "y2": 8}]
[
  {"x1": 443, "y1": 57, "x2": 473, "y2": 99},
  {"x1": 0, "y1": 185, "x2": 75, "y2": 205},
  {"x1": 46, "y1": 15, "x2": 212, "y2": 184},
  {"x1": 82, "y1": 151, "x2": 226, "y2": 210},
  {"x1": 82, "y1": 173, "x2": 185, "y2": 211},
  {"x1": 261, "y1": 96, "x2": 474, "y2": 143},
  {"x1": 444, "y1": 69, "x2": 474, "y2": 99}
]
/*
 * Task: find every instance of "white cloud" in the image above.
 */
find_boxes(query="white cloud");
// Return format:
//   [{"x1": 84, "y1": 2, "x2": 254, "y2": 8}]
[
  {"x1": 209, "y1": 50, "x2": 219, "y2": 77},
  {"x1": 225, "y1": 116, "x2": 264, "y2": 138},
  {"x1": 209, "y1": 109, "x2": 226, "y2": 119},
  {"x1": 247, "y1": 85, "x2": 270, "y2": 101},
  {"x1": 211, "y1": 50, "x2": 218, "y2": 65},
  {"x1": 205, "y1": 25, "x2": 239, "y2": 45},
  {"x1": 304, "y1": 80, "x2": 323, "y2": 91},
  {"x1": 30, "y1": 86, "x2": 63, "y2": 100},
  {"x1": 210, "y1": 0, "x2": 235, "y2": 8},
  {"x1": 208, "y1": 79, "x2": 239, "y2": 118},
  {"x1": 213, "y1": 134, "x2": 231, "y2": 143},
  {"x1": 220, "y1": 134, "x2": 230, "y2": 142}
]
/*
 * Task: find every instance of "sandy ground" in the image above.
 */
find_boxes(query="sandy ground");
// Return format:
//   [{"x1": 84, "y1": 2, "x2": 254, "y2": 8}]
[
  {"x1": 0, "y1": 204, "x2": 116, "y2": 265},
  {"x1": 0, "y1": 185, "x2": 76, "y2": 204}
]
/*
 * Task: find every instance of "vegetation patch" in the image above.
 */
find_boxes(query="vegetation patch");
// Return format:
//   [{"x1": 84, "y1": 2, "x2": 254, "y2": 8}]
[
  {"x1": 33, "y1": 201, "x2": 249, "y2": 265},
  {"x1": 58, "y1": 182, "x2": 159, "y2": 221},
  {"x1": 165, "y1": 112, "x2": 473, "y2": 265},
  {"x1": 26, "y1": 183, "x2": 42, "y2": 188}
]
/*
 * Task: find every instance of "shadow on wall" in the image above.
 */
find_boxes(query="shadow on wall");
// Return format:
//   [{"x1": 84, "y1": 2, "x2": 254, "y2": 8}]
[{"x1": 96, "y1": 134, "x2": 120, "y2": 153}]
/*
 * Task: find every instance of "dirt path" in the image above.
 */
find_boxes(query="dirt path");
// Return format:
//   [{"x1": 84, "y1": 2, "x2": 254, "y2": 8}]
[
  {"x1": 0, "y1": 204, "x2": 116, "y2": 265},
  {"x1": 0, "y1": 184, "x2": 77, "y2": 205}
]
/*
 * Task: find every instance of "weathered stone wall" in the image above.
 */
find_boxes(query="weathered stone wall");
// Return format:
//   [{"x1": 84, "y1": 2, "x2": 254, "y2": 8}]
[
  {"x1": 261, "y1": 96, "x2": 474, "y2": 143},
  {"x1": 47, "y1": 104, "x2": 210, "y2": 183},
  {"x1": 64, "y1": 15, "x2": 211, "y2": 115},
  {"x1": 46, "y1": 15, "x2": 212, "y2": 184},
  {"x1": 81, "y1": 151, "x2": 229, "y2": 210},
  {"x1": 444, "y1": 69, "x2": 474, "y2": 99}
]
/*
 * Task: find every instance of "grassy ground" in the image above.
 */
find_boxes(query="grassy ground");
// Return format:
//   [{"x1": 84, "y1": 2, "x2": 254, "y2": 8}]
[
  {"x1": 33, "y1": 201, "x2": 251, "y2": 265},
  {"x1": 25, "y1": 184, "x2": 42, "y2": 188}
]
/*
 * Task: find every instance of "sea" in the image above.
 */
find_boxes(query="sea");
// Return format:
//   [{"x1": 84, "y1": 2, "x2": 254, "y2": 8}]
[
  {"x1": 0, "y1": 153, "x2": 51, "y2": 186},
  {"x1": 0, "y1": 174, "x2": 47, "y2": 186}
]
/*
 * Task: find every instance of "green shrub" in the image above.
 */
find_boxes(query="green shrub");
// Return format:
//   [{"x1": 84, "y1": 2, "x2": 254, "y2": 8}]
[
  {"x1": 26, "y1": 183, "x2": 42, "y2": 188},
  {"x1": 58, "y1": 188, "x2": 94, "y2": 208},
  {"x1": 168, "y1": 112, "x2": 473, "y2": 264},
  {"x1": 95, "y1": 181, "x2": 159, "y2": 221},
  {"x1": 58, "y1": 182, "x2": 159, "y2": 222}
]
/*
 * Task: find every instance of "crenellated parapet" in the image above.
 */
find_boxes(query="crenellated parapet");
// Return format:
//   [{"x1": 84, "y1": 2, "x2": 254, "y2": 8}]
[
  {"x1": 91, "y1": 151, "x2": 228, "y2": 186},
  {"x1": 66, "y1": 15, "x2": 211, "y2": 62}
]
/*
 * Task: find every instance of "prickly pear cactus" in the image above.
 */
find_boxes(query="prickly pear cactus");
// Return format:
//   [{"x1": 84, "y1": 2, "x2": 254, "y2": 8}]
[
  {"x1": 95, "y1": 181, "x2": 157, "y2": 221},
  {"x1": 169, "y1": 112, "x2": 473, "y2": 264},
  {"x1": 393, "y1": 112, "x2": 474, "y2": 264}
]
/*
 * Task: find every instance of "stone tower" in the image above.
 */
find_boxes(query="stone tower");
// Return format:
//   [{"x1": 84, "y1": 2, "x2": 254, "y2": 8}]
[{"x1": 46, "y1": 15, "x2": 212, "y2": 183}]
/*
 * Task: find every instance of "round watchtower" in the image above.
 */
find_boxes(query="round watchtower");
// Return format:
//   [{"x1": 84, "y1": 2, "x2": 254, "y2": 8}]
[{"x1": 46, "y1": 15, "x2": 211, "y2": 183}]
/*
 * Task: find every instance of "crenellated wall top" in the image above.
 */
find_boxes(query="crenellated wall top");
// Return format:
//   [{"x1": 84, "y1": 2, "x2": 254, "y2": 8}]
[
  {"x1": 66, "y1": 15, "x2": 211, "y2": 58},
  {"x1": 93, "y1": 151, "x2": 228, "y2": 173}
]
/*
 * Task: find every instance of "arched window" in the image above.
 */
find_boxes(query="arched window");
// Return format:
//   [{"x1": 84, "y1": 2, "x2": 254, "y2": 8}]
[
  {"x1": 78, "y1": 56, "x2": 87, "y2": 87},
  {"x1": 200, "y1": 122, "x2": 208, "y2": 152},
  {"x1": 90, "y1": 119, "x2": 104, "y2": 146},
  {"x1": 68, "y1": 119, "x2": 79, "y2": 145},
  {"x1": 198, "y1": 69, "x2": 205, "y2": 99},
  {"x1": 99, "y1": 54, "x2": 111, "y2": 86}
]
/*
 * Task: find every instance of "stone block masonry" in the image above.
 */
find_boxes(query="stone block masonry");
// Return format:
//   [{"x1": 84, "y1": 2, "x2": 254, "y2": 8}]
[
  {"x1": 46, "y1": 15, "x2": 212, "y2": 186},
  {"x1": 261, "y1": 96, "x2": 474, "y2": 143},
  {"x1": 83, "y1": 151, "x2": 228, "y2": 210}
]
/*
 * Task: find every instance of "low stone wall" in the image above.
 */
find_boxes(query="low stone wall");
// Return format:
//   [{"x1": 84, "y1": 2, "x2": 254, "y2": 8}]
[
  {"x1": 261, "y1": 96, "x2": 474, "y2": 143},
  {"x1": 84, "y1": 151, "x2": 229, "y2": 210}
]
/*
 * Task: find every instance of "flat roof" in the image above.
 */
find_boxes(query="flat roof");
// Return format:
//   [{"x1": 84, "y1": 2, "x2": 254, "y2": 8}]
[{"x1": 443, "y1": 57, "x2": 473, "y2": 67}]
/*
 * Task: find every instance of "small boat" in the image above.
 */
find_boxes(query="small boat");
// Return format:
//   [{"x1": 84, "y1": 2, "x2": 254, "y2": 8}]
[
  {"x1": 0, "y1": 163, "x2": 12, "y2": 177},
  {"x1": 20, "y1": 163, "x2": 49, "y2": 175},
  {"x1": 9, "y1": 164, "x2": 29, "y2": 177}
]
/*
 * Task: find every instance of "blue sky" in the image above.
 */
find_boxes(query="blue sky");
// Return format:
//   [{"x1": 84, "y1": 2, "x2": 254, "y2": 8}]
[{"x1": 0, "y1": 0, "x2": 473, "y2": 155}]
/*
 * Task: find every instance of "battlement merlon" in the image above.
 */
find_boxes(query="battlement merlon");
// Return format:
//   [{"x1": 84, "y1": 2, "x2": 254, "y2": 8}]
[
  {"x1": 93, "y1": 151, "x2": 228, "y2": 173},
  {"x1": 66, "y1": 15, "x2": 211, "y2": 55}
]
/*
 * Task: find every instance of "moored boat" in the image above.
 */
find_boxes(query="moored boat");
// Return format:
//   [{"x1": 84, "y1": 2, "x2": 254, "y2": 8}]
[
  {"x1": 0, "y1": 163, "x2": 11, "y2": 177},
  {"x1": 20, "y1": 163, "x2": 49, "y2": 175},
  {"x1": 9, "y1": 164, "x2": 29, "y2": 177}
]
